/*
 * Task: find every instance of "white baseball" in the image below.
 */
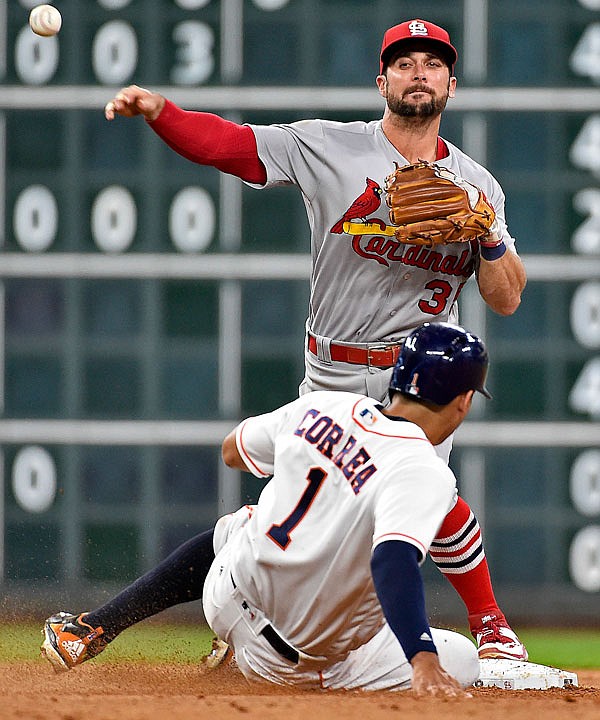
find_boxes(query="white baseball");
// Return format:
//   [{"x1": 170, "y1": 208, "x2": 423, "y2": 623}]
[{"x1": 29, "y1": 4, "x2": 62, "y2": 37}]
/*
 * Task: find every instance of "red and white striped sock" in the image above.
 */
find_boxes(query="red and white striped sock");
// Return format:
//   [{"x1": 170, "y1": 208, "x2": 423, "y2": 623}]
[{"x1": 429, "y1": 496, "x2": 502, "y2": 632}]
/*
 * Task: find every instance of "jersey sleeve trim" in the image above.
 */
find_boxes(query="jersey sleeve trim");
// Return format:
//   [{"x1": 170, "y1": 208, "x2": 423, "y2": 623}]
[
  {"x1": 235, "y1": 419, "x2": 271, "y2": 478},
  {"x1": 373, "y1": 532, "x2": 427, "y2": 562}
]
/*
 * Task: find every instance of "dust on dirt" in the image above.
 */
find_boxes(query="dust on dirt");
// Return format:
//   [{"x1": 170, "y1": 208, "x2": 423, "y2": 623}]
[{"x1": 2, "y1": 661, "x2": 598, "y2": 720}]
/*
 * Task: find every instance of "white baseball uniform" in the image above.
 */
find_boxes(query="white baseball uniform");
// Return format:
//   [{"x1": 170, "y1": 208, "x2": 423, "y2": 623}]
[
  {"x1": 248, "y1": 119, "x2": 518, "y2": 402},
  {"x1": 202, "y1": 390, "x2": 479, "y2": 690}
]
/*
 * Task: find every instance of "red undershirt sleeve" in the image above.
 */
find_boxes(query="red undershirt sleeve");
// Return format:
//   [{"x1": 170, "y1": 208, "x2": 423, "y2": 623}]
[{"x1": 148, "y1": 99, "x2": 267, "y2": 185}]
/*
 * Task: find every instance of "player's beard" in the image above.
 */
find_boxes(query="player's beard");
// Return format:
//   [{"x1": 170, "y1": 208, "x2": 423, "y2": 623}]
[{"x1": 387, "y1": 84, "x2": 449, "y2": 118}]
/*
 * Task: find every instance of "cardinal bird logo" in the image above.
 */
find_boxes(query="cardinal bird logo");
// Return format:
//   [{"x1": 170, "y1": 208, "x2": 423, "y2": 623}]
[{"x1": 330, "y1": 178, "x2": 383, "y2": 234}]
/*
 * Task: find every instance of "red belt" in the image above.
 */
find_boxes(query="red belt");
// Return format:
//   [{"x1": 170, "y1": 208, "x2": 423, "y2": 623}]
[{"x1": 308, "y1": 335, "x2": 402, "y2": 368}]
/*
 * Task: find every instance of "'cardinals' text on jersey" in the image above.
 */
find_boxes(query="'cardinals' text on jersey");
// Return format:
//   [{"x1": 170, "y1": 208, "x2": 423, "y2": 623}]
[{"x1": 248, "y1": 119, "x2": 517, "y2": 344}]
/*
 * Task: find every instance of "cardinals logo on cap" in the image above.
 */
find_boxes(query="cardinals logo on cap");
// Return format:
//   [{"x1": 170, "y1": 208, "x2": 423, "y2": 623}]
[
  {"x1": 408, "y1": 20, "x2": 429, "y2": 36},
  {"x1": 379, "y1": 19, "x2": 458, "y2": 74}
]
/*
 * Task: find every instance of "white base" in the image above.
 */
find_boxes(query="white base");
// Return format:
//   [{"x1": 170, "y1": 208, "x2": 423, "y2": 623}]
[{"x1": 475, "y1": 659, "x2": 578, "y2": 690}]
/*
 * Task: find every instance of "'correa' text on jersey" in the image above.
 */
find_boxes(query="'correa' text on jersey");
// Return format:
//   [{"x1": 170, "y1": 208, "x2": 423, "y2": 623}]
[{"x1": 293, "y1": 409, "x2": 378, "y2": 494}]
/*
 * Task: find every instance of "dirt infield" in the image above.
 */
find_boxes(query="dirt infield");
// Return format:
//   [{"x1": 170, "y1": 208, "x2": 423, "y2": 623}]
[{"x1": 2, "y1": 661, "x2": 599, "y2": 720}]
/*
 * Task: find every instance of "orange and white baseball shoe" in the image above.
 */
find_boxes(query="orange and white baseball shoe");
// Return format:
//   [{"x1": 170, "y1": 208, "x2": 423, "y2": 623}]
[
  {"x1": 41, "y1": 611, "x2": 106, "y2": 672},
  {"x1": 472, "y1": 613, "x2": 528, "y2": 660}
]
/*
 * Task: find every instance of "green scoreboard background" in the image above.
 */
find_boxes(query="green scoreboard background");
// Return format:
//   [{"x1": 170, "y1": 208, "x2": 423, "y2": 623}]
[{"x1": 1, "y1": 0, "x2": 599, "y2": 623}]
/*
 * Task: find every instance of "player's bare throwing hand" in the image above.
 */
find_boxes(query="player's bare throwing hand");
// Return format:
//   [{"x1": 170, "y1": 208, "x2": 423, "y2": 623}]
[{"x1": 104, "y1": 85, "x2": 165, "y2": 123}]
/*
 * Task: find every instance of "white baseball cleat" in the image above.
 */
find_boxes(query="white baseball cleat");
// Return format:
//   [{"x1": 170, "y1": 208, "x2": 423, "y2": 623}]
[{"x1": 472, "y1": 614, "x2": 528, "y2": 661}]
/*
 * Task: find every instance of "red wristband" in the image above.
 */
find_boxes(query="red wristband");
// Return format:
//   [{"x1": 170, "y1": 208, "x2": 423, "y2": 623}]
[{"x1": 479, "y1": 232, "x2": 502, "y2": 248}]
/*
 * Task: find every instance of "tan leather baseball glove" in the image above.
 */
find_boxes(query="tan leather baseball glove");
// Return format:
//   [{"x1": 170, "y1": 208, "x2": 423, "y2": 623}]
[{"x1": 384, "y1": 161, "x2": 497, "y2": 246}]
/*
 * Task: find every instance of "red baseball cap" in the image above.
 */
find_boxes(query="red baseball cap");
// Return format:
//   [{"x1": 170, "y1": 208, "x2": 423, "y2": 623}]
[{"x1": 379, "y1": 19, "x2": 458, "y2": 74}]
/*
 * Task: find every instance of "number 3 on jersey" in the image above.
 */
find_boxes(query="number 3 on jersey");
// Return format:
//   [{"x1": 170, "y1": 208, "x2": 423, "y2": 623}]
[
  {"x1": 419, "y1": 279, "x2": 465, "y2": 315},
  {"x1": 267, "y1": 467, "x2": 327, "y2": 549}
]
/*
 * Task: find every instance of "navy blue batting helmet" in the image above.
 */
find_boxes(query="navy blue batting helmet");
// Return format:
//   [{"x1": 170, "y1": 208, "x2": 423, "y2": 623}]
[{"x1": 389, "y1": 322, "x2": 491, "y2": 405}]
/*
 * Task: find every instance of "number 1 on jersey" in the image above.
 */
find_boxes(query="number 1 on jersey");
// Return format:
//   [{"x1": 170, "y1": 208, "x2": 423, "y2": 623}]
[{"x1": 267, "y1": 466, "x2": 327, "y2": 549}]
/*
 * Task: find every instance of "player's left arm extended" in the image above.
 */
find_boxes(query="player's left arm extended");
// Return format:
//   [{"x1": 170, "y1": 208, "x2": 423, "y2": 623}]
[{"x1": 476, "y1": 237, "x2": 527, "y2": 316}]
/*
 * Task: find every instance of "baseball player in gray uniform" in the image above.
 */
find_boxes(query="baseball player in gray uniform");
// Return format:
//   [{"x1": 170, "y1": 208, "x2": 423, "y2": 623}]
[
  {"x1": 42, "y1": 322, "x2": 485, "y2": 695},
  {"x1": 102, "y1": 18, "x2": 527, "y2": 659}
]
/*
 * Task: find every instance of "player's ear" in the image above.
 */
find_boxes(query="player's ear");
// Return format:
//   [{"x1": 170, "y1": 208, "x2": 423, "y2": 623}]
[
  {"x1": 376, "y1": 74, "x2": 387, "y2": 97},
  {"x1": 449, "y1": 390, "x2": 473, "y2": 419},
  {"x1": 448, "y1": 76, "x2": 457, "y2": 99},
  {"x1": 458, "y1": 389, "x2": 474, "y2": 415}
]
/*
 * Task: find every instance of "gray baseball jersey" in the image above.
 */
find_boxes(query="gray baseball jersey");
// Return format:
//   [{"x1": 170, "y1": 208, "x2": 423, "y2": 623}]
[{"x1": 248, "y1": 119, "x2": 517, "y2": 344}]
